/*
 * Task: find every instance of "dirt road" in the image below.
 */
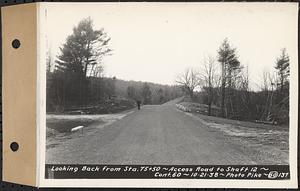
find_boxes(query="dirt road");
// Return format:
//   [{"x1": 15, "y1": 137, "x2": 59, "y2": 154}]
[{"x1": 46, "y1": 99, "x2": 288, "y2": 165}]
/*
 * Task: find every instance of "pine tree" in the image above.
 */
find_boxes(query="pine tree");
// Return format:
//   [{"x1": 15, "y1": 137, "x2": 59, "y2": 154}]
[
  {"x1": 56, "y1": 17, "x2": 112, "y2": 77},
  {"x1": 273, "y1": 48, "x2": 290, "y2": 124},
  {"x1": 275, "y1": 48, "x2": 290, "y2": 93},
  {"x1": 54, "y1": 17, "x2": 112, "y2": 107},
  {"x1": 217, "y1": 38, "x2": 241, "y2": 117}
]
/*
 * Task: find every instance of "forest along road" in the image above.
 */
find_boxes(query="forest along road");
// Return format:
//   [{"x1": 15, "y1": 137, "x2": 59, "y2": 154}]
[{"x1": 46, "y1": 99, "x2": 288, "y2": 165}]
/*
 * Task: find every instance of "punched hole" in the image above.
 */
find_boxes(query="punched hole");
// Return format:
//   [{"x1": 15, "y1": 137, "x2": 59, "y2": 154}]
[
  {"x1": 12, "y1": 39, "x2": 21, "y2": 49},
  {"x1": 10, "y1": 142, "x2": 19, "y2": 152}
]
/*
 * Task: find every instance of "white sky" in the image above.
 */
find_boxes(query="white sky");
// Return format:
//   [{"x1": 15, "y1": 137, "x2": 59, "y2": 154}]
[{"x1": 43, "y1": 2, "x2": 298, "y2": 90}]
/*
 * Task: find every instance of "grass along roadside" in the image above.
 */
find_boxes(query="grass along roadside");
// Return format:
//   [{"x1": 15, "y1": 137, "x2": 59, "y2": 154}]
[{"x1": 180, "y1": 110, "x2": 289, "y2": 164}]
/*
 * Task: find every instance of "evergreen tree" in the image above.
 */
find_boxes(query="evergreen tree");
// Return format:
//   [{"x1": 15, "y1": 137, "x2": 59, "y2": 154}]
[
  {"x1": 275, "y1": 48, "x2": 290, "y2": 93},
  {"x1": 273, "y1": 48, "x2": 290, "y2": 124},
  {"x1": 54, "y1": 17, "x2": 112, "y2": 107},
  {"x1": 56, "y1": 17, "x2": 112, "y2": 77},
  {"x1": 217, "y1": 38, "x2": 241, "y2": 117}
]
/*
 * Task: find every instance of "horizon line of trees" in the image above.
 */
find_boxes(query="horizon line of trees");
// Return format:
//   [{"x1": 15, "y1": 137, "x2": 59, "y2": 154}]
[{"x1": 176, "y1": 38, "x2": 290, "y2": 124}]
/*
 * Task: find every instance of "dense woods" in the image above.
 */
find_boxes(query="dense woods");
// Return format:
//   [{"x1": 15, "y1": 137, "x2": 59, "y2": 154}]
[
  {"x1": 176, "y1": 38, "x2": 290, "y2": 125},
  {"x1": 46, "y1": 18, "x2": 183, "y2": 113}
]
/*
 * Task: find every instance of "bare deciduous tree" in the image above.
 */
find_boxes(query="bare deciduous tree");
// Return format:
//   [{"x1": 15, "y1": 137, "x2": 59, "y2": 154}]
[
  {"x1": 200, "y1": 56, "x2": 220, "y2": 115},
  {"x1": 259, "y1": 70, "x2": 277, "y2": 122},
  {"x1": 175, "y1": 67, "x2": 200, "y2": 99},
  {"x1": 261, "y1": 70, "x2": 270, "y2": 91}
]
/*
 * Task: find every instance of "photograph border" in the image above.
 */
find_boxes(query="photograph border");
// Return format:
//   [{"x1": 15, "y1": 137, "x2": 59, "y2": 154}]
[{"x1": 36, "y1": 2, "x2": 298, "y2": 188}]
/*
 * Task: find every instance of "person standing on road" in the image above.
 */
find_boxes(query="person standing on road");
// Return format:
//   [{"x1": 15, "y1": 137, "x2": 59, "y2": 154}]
[{"x1": 137, "y1": 100, "x2": 141, "y2": 110}]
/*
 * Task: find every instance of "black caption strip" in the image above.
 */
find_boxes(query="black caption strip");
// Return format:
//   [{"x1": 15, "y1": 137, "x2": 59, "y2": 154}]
[{"x1": 45, "y1": 165, "x2": 290, "y2": 180}]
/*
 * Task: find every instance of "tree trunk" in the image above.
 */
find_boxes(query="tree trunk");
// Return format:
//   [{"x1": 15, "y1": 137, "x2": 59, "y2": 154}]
[
  {"x1": 208, "y1": 102, "x2": 212, "y2": 116},
  {"x1": 221, "y1": 62, "x2": 226, "y2": 117},
  {"x1": 189, "y1": 90, "x2": 194, "y2": 100},
  {"x1": 208, "y1": 86, "x2": 212, "y2": 116},
  {"x1": 221, "y1": 81, "x2": 226, "y2": 117}
]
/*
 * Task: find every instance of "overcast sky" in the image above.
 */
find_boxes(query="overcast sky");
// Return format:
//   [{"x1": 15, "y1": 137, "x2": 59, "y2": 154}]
[{"x1": 44, "y1": 2, "x2": 298, "y2": 90}]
